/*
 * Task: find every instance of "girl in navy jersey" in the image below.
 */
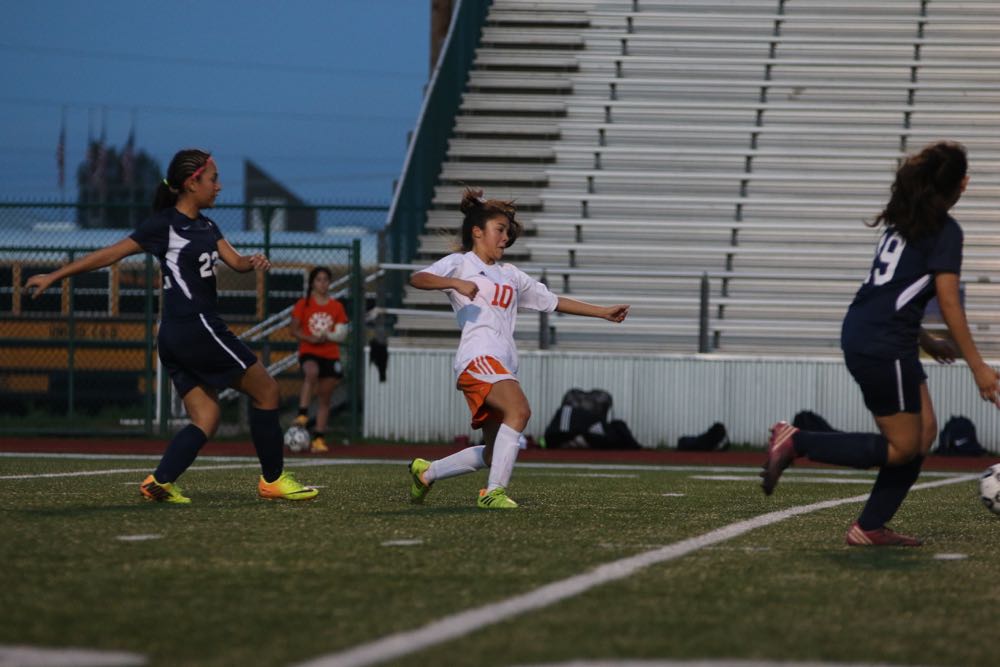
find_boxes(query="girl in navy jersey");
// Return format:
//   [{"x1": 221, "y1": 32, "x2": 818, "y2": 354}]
[
  {"x1": 25, "y1": 149, "x2": 318, "y2": 503},
  {"x1": 761, "y1": 141, "x2": 1000, "y2": 545},
  {"x1": 406, "y1": 188, "x2": 630, "y2": 509}
]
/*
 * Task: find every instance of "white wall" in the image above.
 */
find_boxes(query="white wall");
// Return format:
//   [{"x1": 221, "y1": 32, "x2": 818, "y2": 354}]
[{"x1": 364, "y1": 348, "x2": 1000, "y2": 452}]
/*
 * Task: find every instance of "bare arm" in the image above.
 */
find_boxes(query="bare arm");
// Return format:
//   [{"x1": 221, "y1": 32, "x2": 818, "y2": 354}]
[
  {"x1": 24, "y1": 237, "x2": 142, "y2": 298},
  {"x1": 410, "y1": 271, "x2": 479, "y2": 300},
  {"x1": 935, "y1": 272, "x2": 1000, "y2": 405},
  {"x1": 217, "y1": 238, "x2": 271, "y2": 273},
  {"x1": 556, "y1": 296, "x2": 630, "y2": 323}
]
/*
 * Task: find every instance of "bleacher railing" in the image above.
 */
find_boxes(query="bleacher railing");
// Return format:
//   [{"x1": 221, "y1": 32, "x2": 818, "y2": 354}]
[
  {"x1": 377, "y1": 263, "x2": 981, "y2": 354},
  {"x1": 383, "y1": 0, "x2": 492, "y2": 307}
]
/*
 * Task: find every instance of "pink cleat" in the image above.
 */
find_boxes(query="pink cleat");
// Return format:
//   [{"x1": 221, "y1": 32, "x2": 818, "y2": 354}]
[
  {"x1": 846, "y1": 522, "x2": 923, "y2": 547},
  {"x1": 760, "y1": 421, "x2": 800, "y2": 496}
]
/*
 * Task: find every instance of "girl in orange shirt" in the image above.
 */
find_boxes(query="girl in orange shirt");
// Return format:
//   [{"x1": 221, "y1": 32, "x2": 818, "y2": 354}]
[{"x1": 289, "y1": 266, "x2": 349, "y2": 453}]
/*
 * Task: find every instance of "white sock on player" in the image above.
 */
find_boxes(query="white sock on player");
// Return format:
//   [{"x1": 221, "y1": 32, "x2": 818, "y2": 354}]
[
  {"x1": 486, "y1": 423, "x2": 521, "y2": 492},
  {"x1": 425, "y1": 445, "x2": 486, "y2": 483}
]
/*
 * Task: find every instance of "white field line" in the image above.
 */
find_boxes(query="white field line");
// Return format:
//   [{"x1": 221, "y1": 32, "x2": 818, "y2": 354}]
[
  {"x1": 116, "y1": 534, "x2": 163, "y2": 542},
  {"x1": 0, "y1": 452, "x2": 964, "y2": 479},
  {"x1": 381, "y1": 539, "x2": 424, "y2": 547},
  {"x1": 692, "y1": 475, "x2": 877, "y2": 485},
  {"x1": 291, "y1": 474, "x2": 976, "y2": 667},
  {"x1": 0, "y1": 463, "x2": 258, "y2": 481},
  {"x1": 518, "y1": 472, "x2": 639, "y2": 479},
  {"x1": 0, "y1": 460, "x2": 819, "y2": 482},
  {"x1": 0, "y1": 645, "x2": 146, "y2": 666},
  {"x1": 0, "y1": 456, "x2": 409, "y2": 480},
  {"x1": 513, "y1": 661, "x2": 937, "y2": 667}
]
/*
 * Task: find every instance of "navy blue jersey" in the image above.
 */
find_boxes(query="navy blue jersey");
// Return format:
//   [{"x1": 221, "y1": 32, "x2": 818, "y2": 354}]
[
  {"x1": 841, "y1": 216, "x2": 963, "y2": 358},
  {"x1": 130, "y1": 208, "x2": 224, "y2": 320}
]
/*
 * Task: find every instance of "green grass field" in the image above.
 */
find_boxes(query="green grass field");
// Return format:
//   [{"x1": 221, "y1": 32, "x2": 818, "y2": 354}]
[{"x1": 2, "y1": 454, "x2": 998, "y2": 667}]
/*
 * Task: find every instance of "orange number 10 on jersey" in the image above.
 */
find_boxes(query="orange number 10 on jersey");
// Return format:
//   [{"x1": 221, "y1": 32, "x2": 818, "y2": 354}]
[{"x1": 490, "y1": 283, "x2": 514, "y2": 309}]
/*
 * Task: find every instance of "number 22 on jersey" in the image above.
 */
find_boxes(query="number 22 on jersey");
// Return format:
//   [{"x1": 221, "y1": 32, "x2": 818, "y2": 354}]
[{"x1": 163, "y1": 250, "x2": 219, "y2": 290}]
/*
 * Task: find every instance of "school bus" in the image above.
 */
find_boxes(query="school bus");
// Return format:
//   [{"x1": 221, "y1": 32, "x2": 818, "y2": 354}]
[{"x1": 0, "y1": 257, "x2": 326, "y2": 415}]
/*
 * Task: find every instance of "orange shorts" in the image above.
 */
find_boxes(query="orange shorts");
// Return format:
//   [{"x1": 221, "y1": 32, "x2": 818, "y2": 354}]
[{"x1": 456, "y1": 356, "x2": 517, "y2": 429}]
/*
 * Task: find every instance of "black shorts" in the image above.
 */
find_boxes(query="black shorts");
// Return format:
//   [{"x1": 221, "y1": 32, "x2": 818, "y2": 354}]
[
  {"x1": 158, "y1": 315, "x2": 258, "y2": 397},
  {"x1": 299, "y1": 353, "x2": 343, "y2": 379},
  {"x1": 844, "y1": 352, "x2": 927, "y2": 416}
]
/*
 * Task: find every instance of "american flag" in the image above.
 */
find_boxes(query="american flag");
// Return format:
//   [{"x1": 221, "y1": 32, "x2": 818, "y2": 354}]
[
  {"x1": 121, "y1": 124, "x2": 135, "y2": 186},
  {"x1": 56, "y1": 118, "x2": 65, "y2": 189},
  {"x1": 91, "y1": 125, "x2": 107, "y2": 192}
]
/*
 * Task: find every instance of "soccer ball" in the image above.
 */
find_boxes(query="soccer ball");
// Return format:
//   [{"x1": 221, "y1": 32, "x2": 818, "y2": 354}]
[
  {"x1": 325, "y1": 322, "x2": 349, "y2": 343},
  {"x1": 283, "y1": 425, "x2": 311, "y2": 453},
  {"x1": 979, "y1": 464, "x2": 1000, "y2": 515}
]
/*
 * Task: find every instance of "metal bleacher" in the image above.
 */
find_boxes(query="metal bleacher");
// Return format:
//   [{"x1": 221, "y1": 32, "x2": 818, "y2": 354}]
[{"x1": 390, "y1": 0, "x2": 1000, "y2": 356}]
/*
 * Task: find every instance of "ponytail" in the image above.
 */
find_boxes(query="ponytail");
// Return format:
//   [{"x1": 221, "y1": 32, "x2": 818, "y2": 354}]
[
  {"x1": 869, "y1": 141, "x2": 967, "y2": 240},
  {"x1": 152, "y1": 149, "x2": 213, "y2": 211}
]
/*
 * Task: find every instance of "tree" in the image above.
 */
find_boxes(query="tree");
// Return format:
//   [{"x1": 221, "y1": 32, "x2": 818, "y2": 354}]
[{"x1": 76, "y1": 141, "x2": 162, "y2": 229}]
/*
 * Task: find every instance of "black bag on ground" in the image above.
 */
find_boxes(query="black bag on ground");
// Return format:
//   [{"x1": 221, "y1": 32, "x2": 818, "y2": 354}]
[
  {"x1": 936, "y1": 416, "x2": 987, "y2": 456},
  {"x1": 560, "y1": 388, "x2": 612, "y2": 423},
  {"x1": 792, "y1": 410, "x2": 839, "y2": 432},
  {"x1": 583, "y1": 419, "x2": 643, "y2": 450},
  {"x1": 677, "y1": 422, "x2": 729, "y2": 451},
  {"x1": 544, "y1": 388, "x2": 641, "y2": 449}
]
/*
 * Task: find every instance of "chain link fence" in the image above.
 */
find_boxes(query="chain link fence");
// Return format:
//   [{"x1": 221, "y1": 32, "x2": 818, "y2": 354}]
[{"x1": 0, "y1": 202, "x2": 384, "y2": 438}]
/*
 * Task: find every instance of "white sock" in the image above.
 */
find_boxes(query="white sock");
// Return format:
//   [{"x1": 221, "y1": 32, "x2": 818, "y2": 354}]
[
  {"x1": 425, "y1": 445, "x2": 485, "y2": 483},
  {"x1": 487, "y1": 424, "x2": 521, "y2": 492}
]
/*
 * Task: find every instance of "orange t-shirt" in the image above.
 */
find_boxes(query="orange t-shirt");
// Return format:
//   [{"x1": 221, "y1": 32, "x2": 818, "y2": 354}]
[{"x1": 292, "y1": 295, "x2": 349, "y2": 359}]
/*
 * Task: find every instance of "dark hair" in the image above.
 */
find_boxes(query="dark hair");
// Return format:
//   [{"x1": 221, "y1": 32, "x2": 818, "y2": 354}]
[
  {"x1": 459, "y1": 188, "x2": 522, "y2": 252},
  {"x1": 305, "y1": 266, "x2": 332, "y2": 299},
  {"x1": 152, "y1": 149, "x2": 213, "y2": 211},
  {"x1": 869, "y1": 141, "x2": 967, "y2": 240}
]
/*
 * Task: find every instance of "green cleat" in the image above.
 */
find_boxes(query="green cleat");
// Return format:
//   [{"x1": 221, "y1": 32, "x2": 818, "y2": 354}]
[
  {"x1": 258, "y1": 472, "x2": 318, "y2": 501},
  {"x1": 477, "y1": 487, "x2": 518, "y2": 509},
  {"x1": 140, "y1": 474, "x2": 191, "y2": 504},
  {"x1": 409, "y1": 458, "x2": 433, "y2": 504}
]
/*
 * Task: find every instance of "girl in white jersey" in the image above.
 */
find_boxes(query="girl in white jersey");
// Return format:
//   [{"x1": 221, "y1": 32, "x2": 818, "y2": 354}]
[{"x1": 407, "y1": 189, "x2": 630, "y2": 509}]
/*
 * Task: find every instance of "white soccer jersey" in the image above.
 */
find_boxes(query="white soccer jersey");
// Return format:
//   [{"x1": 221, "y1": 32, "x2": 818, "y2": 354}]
[{"x1": 418, "y1": 252, "x2": 558, "y2": 380}]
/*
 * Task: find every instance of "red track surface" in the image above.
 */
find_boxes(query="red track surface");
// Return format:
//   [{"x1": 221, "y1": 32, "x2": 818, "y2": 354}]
[{"x1": 1, "y1": 437, "x2": 996, "y2": 472}]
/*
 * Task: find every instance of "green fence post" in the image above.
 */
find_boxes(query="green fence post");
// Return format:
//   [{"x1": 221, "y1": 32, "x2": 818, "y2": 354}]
[
  {"x1": 263, "y1": 206, "x2": 273, "y2": 319},
  {"x1": 350, "y1": 239, "x2": 364, "y2": 442},
  {"x1": 262, "y1": 206, "x2": 274, "y2": 370},
  {"x1": 144, "y1": 253, "x2": 155, "y2": 435},
  {"x1": 67, "y1": 250, "x2": 76, "y2": 420},
  {"x1": 158, "y1": 267, "x2": 169, "y2": 438}
]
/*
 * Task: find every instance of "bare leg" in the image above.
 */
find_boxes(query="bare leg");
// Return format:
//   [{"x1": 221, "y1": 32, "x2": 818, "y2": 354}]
[
  {"x1": 481, "y1": 418, "x2": 501, "y2": 466},
  {"x1": 314, "y1": 377, "x2": 337, "y2": 434},
  {"x1": 182, "y1": 386, "x2": 221, "y2": 438},
  {"x1": 482, "y1": 380, "x2": 531, "y2": 431},
  {"x1": 231, "y1": 362, "x2": 280, "y2": 410},
  {"x1": 298, "y1": 359, "x2": 319, "y2": 413}
]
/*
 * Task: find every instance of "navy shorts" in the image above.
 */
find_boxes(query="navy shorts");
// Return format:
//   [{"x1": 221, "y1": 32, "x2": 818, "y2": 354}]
[
  {"x1": 844, "y1": 352, "x2": 927, "y2": 416},
  {"x1": 299, "y1": 353, "x2": 343, "y2": 379},
  {"x1": 158, "y1": 314, "x2": 259, "y2": 397}
]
